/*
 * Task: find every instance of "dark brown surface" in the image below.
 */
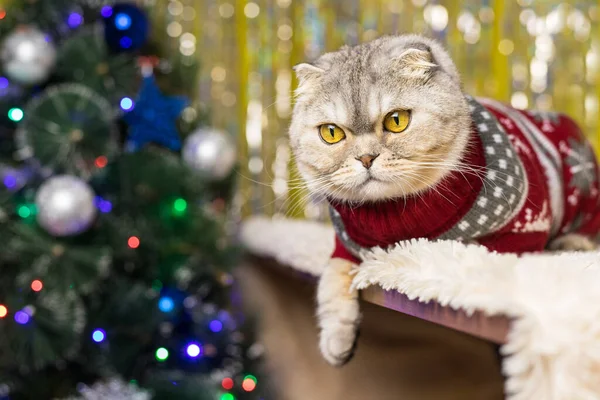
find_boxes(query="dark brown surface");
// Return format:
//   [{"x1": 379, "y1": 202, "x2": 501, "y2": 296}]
[
  {"x1": 361, "y1": 287, "x2": 510, "y2": 344},
  {"x1": 249, "y1": 255, "x2": 511, "y2": 344},
  {"x1": 238, "y1": 255, "x2": 506, "y2": 400}
]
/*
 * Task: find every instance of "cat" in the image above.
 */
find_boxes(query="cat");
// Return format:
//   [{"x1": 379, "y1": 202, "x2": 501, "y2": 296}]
[{"x1": 288, "y1": 34, "x2": 600, "y2": 366}]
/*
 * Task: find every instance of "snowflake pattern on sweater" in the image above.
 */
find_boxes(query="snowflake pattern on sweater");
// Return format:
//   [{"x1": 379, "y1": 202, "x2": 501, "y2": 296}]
[{"x1": 330, "y1": 97, "x2": 600, "y2": 263}]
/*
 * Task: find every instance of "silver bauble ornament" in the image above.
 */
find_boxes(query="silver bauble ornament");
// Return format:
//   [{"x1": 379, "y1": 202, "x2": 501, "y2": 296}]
[
  {"x1": 1, "y1": 26, "x2": 57, "y2": 86},
  {"x1": 35, "y1": 175, "x2": 97, "y2": 236},
  {"x1": 182, "y1": 128, "x2": 236, "y2": 180}
]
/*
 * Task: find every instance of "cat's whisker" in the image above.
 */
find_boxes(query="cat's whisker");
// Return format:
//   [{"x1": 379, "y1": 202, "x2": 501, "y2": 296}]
[
  {"x1": 272, "y1": 176, "x2": 339, "y2": 215},
  {"x1": 394, "y1": 170, "x2": 463, "y2": 205},
  {"x1": 409, "y1": 174, "x2": 457, "y2": 207},
  {"x1": 281, "y1": 189, "x2": 315, "y2": 217},
  {"x1": 258, "y1": 179, "x2": 325, "y2": 212},
  {"x1": 401, "y1": 160, "x2": 527, "y2": 187},
  {"x1": 449, "y1": 166, "x2": 517, "y2": 211},
  {"x1": 238, "y1": 171, "x2": 332, "y2": 192},
  {"x1": 446, "y1": 167, "x2": 515, "y2": 212},
  {"x1": 388, "y1": 175, "x2": 423, "y2": 209},
  {"x1": 382, "y1": 172, "x2": 429, "y2": 206}
]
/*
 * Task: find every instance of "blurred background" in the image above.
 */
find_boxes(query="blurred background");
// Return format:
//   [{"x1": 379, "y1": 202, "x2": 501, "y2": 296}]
[
  {"x1": 152, "y1": 0, "x2": 600, "y2": 219},
  {"x1": 0, "y1": 1, "x2": 598, "y2": 399}
]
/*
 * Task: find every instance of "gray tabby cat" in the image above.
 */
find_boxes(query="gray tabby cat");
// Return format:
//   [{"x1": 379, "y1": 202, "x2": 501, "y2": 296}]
[{"x1": 288, "y1": 34, "x2": 595, "y2": 366}]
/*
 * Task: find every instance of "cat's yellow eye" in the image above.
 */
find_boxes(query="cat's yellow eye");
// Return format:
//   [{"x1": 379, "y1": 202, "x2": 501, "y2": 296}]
[
  {"x1": 319, "y1": 124, "x2": 346, "y2": 144},
  {"x1": 383, "y1": 110, "x2": 411, "y2": 133}
]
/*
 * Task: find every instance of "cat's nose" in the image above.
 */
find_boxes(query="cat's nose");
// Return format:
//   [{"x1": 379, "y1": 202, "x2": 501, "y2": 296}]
[{"x1": 356, "y1": 154, "x2": 379, "y2": 169}]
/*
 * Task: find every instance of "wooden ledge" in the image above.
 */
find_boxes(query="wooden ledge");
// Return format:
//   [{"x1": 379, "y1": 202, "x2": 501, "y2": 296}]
[
  {"x1": 361, "y1": 287, "x2": 510, "y2": 344},
  {"x1": 246, "y1": 255, "x2": 511, "y2": 345}
]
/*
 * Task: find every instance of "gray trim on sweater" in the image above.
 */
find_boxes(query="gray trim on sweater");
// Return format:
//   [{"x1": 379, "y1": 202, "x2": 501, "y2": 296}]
[{"x1": 438, "y1": 96, "x2": 528, "y2": 240}]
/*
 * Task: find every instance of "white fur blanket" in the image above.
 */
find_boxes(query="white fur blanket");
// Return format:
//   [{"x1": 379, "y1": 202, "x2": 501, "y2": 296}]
[{"x1": 241, "y1": 216, "x2": 600, "y2": 400}]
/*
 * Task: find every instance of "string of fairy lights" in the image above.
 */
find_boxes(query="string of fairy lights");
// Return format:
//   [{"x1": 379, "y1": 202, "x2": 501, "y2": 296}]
[{"x1": 155, "y1": 0, "x2": 600, "y2": 219}]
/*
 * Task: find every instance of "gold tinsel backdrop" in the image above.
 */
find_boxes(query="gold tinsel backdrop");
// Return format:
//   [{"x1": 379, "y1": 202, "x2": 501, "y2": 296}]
[{"x1": 159, "y1": 0, "x2": 600, "y2": 218}]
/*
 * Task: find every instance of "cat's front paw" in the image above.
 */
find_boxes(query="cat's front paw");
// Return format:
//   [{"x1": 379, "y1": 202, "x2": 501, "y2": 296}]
[
  {"x1": 317, "y1": 257, "x2": 361, "y2": 366},
  {"x1": 319, "y1": 323, "x2": 359, "y2": 367},
  {"x1": 548, "y1": 233, "x2": 598, "y2": 252}
]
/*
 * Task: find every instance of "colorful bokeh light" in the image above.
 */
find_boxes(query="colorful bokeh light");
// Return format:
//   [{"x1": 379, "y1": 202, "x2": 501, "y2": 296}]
[
  {"x1": 220, "y1": 394, "x2": 235, "y2": 400},
  {"x1": 173, "y1": 198, "x2": 187, "y2": 215},
  {"x1": 3, "y1": 174, "x2": 16, "y2": 189},
  {"x1": 242, "y1": 375, "x2": 257, "y2": 392},
  {"x1": 221, "y1": 377, "x2": 234, "y2": 390},
  {"x1": 95, "y1": 156, "x2": 108, "y2": 168},
  {"x1": 158, "y1": 296, "x2": 174, "y2": 312},
  {"x1": 128, "y1": 236, "x2": 140, "y2": 249},
  {"x1": 186, "y1": 342, "x2": 202, "y2": 358},
  {"x1": 67, "y1": 12, "x2": 83, "y2": 28},
  {"x1": 209, "y1": 319, "x2": 223, "y2": 333},
  {"x1": 115, "y1": 13, "x2": 132, "y2": 30},
  {"x1": 31, "y1": 280, "x2": 43, "y2": 292},
  {"x1": 155, "y1": 347, "x2": 169, "y2": 361},
  {"x1": 92, "y1": 329, "x2": 106, "y2": 343},
  {"x1": 14, "y1": 310, "x2": 29, "y2": 325},
  {"x1": 120, "y1": 37, "x2": 133, "y2": 49},
  {"x1": 0, "y1": 305, "x2": 7, "y2": 318},
  {"x1": 101, "y1": 6, "x2": 113, "y2": 18},
  {"x1": 120, "y1": 97, "x2": 134, "y2": 111},
  {"x1": 95, "y1": 196, "x2": 113, "y2": 213},
  {"x1": 17, "y1": 205, "x2": 32, "y2": 219},
  {"x1": 8, "y1": 108, "x2": 24, "y2": 122}
]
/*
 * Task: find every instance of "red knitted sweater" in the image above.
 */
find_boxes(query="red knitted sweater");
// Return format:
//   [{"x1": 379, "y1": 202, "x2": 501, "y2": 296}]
[{"x1": 331, "y1": 98, "x2": 600, "y2": 264}]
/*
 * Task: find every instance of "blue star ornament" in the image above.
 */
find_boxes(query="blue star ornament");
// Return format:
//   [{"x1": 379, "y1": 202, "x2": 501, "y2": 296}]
[{"x1": 124, "y1": 76, "x2": 188, "y2": 151}]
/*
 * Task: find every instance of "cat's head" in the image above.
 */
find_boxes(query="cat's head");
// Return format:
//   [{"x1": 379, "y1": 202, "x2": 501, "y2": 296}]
[{"x1": 289, "y1": 34, "x2": 472, "y2": 203}]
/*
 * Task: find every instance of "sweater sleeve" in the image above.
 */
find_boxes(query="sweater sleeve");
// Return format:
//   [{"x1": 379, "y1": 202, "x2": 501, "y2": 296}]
[{"x1": 331, "y1": 235, "x2": 361, "y2": 264}]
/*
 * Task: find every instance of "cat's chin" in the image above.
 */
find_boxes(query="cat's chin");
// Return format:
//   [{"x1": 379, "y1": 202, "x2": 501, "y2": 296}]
[{"x1": 331, "y1": 179, "x2": 410, "y2": 203}]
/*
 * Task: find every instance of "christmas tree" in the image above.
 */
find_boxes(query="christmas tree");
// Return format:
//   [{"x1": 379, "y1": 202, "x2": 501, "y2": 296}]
[{"x1": 0, "y1": 1, "x2": 266, "y2": 399}]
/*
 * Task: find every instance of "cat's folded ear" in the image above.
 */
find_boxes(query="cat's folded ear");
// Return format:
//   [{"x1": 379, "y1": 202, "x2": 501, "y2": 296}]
[
  {"x1": 392, "y1": 45, "x2": 438, "y2": 80},
  {"x1": 293, "y1": 63, "x2": 324, "y2": 96},
  {"x1": 293, "y1": 63, "x2": 324, "y2": 86}
]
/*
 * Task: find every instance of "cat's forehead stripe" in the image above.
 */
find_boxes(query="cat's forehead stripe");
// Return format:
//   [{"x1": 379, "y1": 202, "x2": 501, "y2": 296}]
[
  {"x1": 348, "y1": 78, "x2": 376, "y2": 134},
  {"x1": 350, "y1": 107, "x2": 374, "y2": 134}
]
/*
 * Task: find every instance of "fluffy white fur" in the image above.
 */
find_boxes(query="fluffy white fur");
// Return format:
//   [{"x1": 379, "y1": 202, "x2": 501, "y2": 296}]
[
  {"x1": 241, "y1": 216, "x2": 333, "y2": 275},
  {"x1": 242, "y1": 216, "x2": 600, "y2": 400}
]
